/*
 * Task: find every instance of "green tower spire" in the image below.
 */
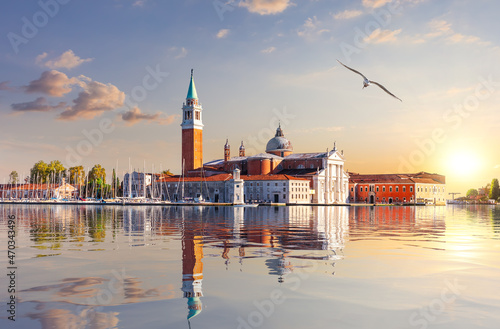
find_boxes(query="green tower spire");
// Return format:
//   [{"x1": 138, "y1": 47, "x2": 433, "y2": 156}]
[{"x1": 187, "y1": 69, "x2": 198, "y2": 100}]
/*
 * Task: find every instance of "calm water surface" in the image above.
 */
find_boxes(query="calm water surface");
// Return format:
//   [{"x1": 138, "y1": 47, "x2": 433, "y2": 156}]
[{"x1": 0, "y1": 205, "x2": 499, "y2": 329}]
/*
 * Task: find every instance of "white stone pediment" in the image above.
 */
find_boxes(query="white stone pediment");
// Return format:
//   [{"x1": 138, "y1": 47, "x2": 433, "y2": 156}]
[{"x1": 328, "y1": 151, "x2": 344, "y2": 161}]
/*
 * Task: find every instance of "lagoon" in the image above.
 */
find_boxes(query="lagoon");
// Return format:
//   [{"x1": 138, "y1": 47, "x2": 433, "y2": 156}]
[{"x1": 0, "y1": 205, "x2": 499, "y2": 329}]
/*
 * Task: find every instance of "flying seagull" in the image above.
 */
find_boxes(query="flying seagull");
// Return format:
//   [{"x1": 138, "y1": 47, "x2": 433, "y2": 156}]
[{"x1": 336, "y1": 59, "x2": 402, "y2": 102}]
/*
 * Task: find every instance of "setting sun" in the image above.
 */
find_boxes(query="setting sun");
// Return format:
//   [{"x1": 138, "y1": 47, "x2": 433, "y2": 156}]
[{"x1": 447, "y1": 152, "x2": 480, "y2": 177}]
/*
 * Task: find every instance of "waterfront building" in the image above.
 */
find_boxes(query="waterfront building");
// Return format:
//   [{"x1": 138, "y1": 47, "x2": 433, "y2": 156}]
[
  {"x1": 155, "y1": 170, "x2": 311, "y2": 203},
  {"x1": 123, "y1": 171, "x2": 167, "y2": 198},
  {"x1": 123, "y1": 171, "x2": 152, "y2": 198},
  {"x1": 203, "y1": 126, "x2": 349, "y2": 203},
  {"x1": 348, "y1": 172, "x2": 446, "y2": 204},
  {"x1": 0, "y1": 179, "x2": 78, "y2": 200}
]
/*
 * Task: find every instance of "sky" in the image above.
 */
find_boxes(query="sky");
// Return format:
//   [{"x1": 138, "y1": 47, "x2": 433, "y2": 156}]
[{"x1": 1, "y1": 0, "x2": 499, "y2": 195}]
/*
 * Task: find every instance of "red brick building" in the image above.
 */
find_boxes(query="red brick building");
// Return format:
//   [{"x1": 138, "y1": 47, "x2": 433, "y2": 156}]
[{"x1": 348, "y1": 172, "x2": 446, "y2": 204}]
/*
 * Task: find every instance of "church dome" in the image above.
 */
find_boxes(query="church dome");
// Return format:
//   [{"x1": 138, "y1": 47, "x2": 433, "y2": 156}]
[{"x1": 266, "y1": 125, "x2": 293, "y2": 153}]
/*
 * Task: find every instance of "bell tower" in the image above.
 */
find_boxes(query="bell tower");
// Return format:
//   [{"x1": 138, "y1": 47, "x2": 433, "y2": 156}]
[
  {"x1": 239, "y1": 141, "x2": 245, "y2": 157},
  {"x1": 181, "y1": 69, "x2": 203, "y2": 176},
  {"x1": 224, "y1": 139, "x2": 230, "y2": 162}
]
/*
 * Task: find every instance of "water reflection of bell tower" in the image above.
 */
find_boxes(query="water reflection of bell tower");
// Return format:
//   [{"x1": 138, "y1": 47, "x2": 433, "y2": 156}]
[{"x1": 182, "y1": 227, "x2": 204, "y2": 321}]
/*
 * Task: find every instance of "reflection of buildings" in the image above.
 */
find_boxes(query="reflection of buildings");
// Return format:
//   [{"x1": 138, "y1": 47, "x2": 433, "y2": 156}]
[
  {"x1": 1, "y1": 204, "x2": 456, "y2": 327},
  {"x1": 181, "y1": 213, "x2": 204, "y2": 321},
  {"x1": 348, "y1": 206, "x2": 446, "y2": 236}
]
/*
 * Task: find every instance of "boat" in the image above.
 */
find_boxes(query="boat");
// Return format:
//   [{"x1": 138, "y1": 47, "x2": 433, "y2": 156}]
[{"x1": 234, "y1": 203, "x2": 259, "y2": 207}]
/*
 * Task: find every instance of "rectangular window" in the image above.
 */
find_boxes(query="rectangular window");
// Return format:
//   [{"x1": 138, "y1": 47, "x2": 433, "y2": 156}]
[
  {"x1": 410, "y1": 186, "x2": 413, "y2": 192},
  {"x1": 376, "y1": 186, "x2": 379, "y2": 192},
  {"x1": 383, "y1": 186, "x2": 386, "y2": 192},
  {"x1": 403, "y1": 186, "x2": 406, "y2": 192},
  {"x1": 390, "y1": 187, "x2": 393, "y2": 192},
  {"x1": 396, "y1": 187, "x2": 399, "y2": 192}
]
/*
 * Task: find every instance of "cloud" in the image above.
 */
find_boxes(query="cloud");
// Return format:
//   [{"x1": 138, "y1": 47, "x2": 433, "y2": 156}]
[
  {"x1": 362, "y1": 0, "x2": 392, "y2": 8},
  {"x1": 59, "y1": 79, "x2": 125, "y2": 120},
  {"x1": 0, "y1": 81, "x2": 15, "y2": 91},
  {"x1": 36, "y1": 50, "x2": 93, "y2": 70},
  {"x1": 261, "y1": 46, "x2": 276, "y2": 54},
  {"x1": 297, "y1": 16, "x2": 330, "y2": 40},
  {"x1": 25, "y1": 70, "x2": 81, "y2": 97},
  {"x1": 133, "y1": 0, "x2": 146, "y2": 7},
  {"x1": 239, "y1": 0, "x2": 292, "y2": 15},
  {"x1": 216, "y1": 29, "x2": 230, "y2": 39},
  {"x1": 362, "y1": 0, "x2": 427, "y2": 9},
  {"x1": 422, "y1": 19, "x2": 491, "y2": 46},
  {"x1": 447, "y1": 33, "x2": 484, "y2": 45},
  {"x1": 425, "y1": 20, "x2": 452, "y2": 38},
  {"x1": 121, "y1": 107, "x2": 179, "y2": 126},
  {"x1": 169, "y1": 47, "x2": 188, "y2": 59},
  {"x1": 11, "y1": 97, "x2": 67, "y2": 112},
  {"x1": 333, "y1": 9, "x2": 363, "y2": 20},
  {"x1": 14, "y1": 70, "x2": 127, "y2": 121},
  {"x1": 364, "y1": 28, "x2": 402, "y2": 43}
]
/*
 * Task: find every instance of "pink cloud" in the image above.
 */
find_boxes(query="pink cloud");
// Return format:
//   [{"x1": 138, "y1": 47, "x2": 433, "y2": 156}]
[
  {"x1": 59, "y1": 80, "x2": 125, "y2": 120},
  {"x1": 25, "y1": 70, "x2": 80, "y2": 97},
  {"x1": 11, "y1": 97, "x2": 67, "y2": 112},
  {"x1": 239, "y1": 0, "x2": 292, "y2": 15},
  {"x1": 36, "y1": 50, "x2": 93, "y2": 70},
  {"x1": 121, "y1": 107, "x2": 179, "y2": 126}
]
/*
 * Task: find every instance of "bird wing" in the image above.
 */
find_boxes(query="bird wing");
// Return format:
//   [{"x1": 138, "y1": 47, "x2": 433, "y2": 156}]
[
  {"x1": 369, "y1": 80, "x2": 402, "y2": 102},
  {"x1": 336, "y1": 59, "x2": 368, "y2": 81}
]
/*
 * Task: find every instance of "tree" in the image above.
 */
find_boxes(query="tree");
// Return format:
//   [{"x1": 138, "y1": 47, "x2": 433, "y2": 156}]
[
  {"x1": 87, "y1": 165, "x2": 106, "y2": 198},
  {"x1": 8, "y1": 171, "x2": 19, "y2": 184},
  {"x1": 490, "y1": 178, "x2": 500, "y2": 200},
  {"x1": 30, "y1": 161, "x2": 49, "y2": 183},
  {"x1": 47, "y1": 160, "x2": 66, "y2": 184},
  {"x1": 466, "y1": 189, "x2": 478, "y2": 198},
  {"x1": 69, "y1": 166, "x2": 85, "y2": 186},
  {"x1": 111, "y1": 169, "x2": 119, "y2": 198},
  {"x1": 161, "y1": 169, "x2": 173, "y2": 176},
  {"x1": 88, "y1": 164, "x2": 106, "y2": 184}
]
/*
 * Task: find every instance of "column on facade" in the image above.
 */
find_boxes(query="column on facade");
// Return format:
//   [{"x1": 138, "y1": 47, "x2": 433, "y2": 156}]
[
  {"x1": 323, "y1": 158, "x2": 328, "y2": 204},
  {"x1": 326, "y1": 159, "x2": 333, "y2": 203},
  {"x1": 336, "y1": 165, "x2": 343, "y2": 202}
]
